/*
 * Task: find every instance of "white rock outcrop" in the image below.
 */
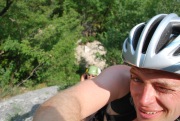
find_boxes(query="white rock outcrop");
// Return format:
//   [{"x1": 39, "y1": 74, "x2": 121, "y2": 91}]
[{"x1": 75, "y1": 40, "x2": 107, "y2": 70}]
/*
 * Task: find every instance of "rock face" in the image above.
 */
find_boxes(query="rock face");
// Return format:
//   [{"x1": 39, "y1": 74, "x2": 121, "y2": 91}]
[
  {"x1": 0, "y1": 86, "x2": 58, "y2": 121},
  {"x1": 75, "y1": 40, "x2": 107, "y2": 70}
]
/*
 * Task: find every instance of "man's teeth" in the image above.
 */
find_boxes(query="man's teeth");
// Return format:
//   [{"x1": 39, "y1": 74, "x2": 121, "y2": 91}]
[{"x1": 145, "y1": 112, "x2": 157, "y2": 114}]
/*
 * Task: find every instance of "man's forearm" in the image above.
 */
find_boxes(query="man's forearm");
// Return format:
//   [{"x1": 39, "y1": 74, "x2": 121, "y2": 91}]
[{"x1": 33, "y1": 90, "x2": 82, "y2": 121}]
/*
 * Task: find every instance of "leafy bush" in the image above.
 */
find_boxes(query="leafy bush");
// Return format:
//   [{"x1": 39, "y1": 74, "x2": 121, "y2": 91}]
[
  {"x1": 0, "y1": 0, "x2": 82, "y2": 96},
  {"x1": 0, "y1": 0, "x2": 179, "y2": 97}
]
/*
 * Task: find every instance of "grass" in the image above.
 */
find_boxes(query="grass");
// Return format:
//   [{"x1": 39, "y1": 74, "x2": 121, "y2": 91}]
[{"x1": 0, "y1": 83, "x2": 48, "y2": 101}]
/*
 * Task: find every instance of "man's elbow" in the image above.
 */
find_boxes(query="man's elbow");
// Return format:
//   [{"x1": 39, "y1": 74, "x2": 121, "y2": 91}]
[{"x1": 33, "y1": 104, "x2": 64, "y2": 121}]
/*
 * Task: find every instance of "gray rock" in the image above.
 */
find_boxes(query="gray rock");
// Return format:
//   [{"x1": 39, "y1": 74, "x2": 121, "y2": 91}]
[{"x1": 0, "y1": 86, "x2": 58, "y2": 121}]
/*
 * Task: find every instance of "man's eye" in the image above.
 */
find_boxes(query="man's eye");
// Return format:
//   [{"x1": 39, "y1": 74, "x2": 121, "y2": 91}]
[
  {"x1": 130, "y1": 74, "x2": 142, "y2": 83},
  {"x1": 131, "y1": 77, "x2": 142, "y2": 83},
  {"x1": 133, "y1": 78, "x2": 141, "y2": 82},
  {"x1": 156, "y1": 86, "x2": 174, "y2": 93}
]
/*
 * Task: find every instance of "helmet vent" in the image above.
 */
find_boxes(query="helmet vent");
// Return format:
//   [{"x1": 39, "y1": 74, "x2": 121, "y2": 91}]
[
  {"x1": 126, "y1": 38, "x2": 129, "y2": 49},
  {"x1": 174, "y1": 47, "x2": 180, "y2": 56},
  {"x1": 142, "y1": 21, "x2": 161, "y2": 53},
  {"x1": 156, "y1": 24, "x2": 172, "y2": 53},
  {"x1": 133, "y1": 25, "x2": 144, "y2": 50}
]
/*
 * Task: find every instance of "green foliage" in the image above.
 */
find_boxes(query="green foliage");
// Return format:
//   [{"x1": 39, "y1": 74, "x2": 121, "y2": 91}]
[
  {"x1": 0, "y1": 0, "x2": 82, "y2": 96},
  {"x1": 44, "y1": 8, "x2": 82, "y2": 86},
  {"x1": 98, "y1": 0, "x2": 180, "y2": 65},
  {"x1": 98, "y1": 0, "x2": 145, "y2": 65},
  {"x1": 0, "y1": 0, "x2": 179, "y2": 97}
]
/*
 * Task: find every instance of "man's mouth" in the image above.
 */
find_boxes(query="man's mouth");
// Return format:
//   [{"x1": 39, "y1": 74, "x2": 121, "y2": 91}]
[
  {"x1": 142, "y1": 111, "x2": 157, "y2": 115},
  {"x1": 138, "y1": 108, "x2": 163, "y2": 119}
]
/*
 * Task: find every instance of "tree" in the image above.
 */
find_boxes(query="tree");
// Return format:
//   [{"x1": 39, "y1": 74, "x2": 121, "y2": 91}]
[{"x1": 0, "y1": 0, "x2": 82, "y2": 94}]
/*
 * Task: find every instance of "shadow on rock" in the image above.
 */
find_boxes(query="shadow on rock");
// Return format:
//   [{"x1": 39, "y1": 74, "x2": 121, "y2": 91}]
[{"x1": 8, "y1": 104, "x2": 40, "y2": 121}]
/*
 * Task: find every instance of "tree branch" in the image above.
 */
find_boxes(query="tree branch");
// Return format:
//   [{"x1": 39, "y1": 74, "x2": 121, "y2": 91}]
[
  {"x1": 0, "y1": 51, "x2": 4, "y2": 56},
  {"x1": 0, "y1": 0, "x2": 14, "y2": 16},
  {"x1": 17, "y1": 63, "x2": 43, "y2": 87}
]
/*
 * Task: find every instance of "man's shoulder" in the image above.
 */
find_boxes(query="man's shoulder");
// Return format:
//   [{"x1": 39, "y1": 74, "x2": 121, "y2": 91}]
[{"x1": 103, "y1": 65, "x2": 131, "y2": 74}]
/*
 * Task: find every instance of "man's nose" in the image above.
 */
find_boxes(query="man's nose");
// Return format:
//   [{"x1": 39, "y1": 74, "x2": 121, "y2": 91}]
[{"x1": 139, "y1": 84, "x2": 156, "y2": 106}]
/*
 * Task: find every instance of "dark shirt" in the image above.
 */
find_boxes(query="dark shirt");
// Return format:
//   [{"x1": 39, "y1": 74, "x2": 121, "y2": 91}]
[{"x1": 105, "y1": 93, "x2": 136, "y2": 121}]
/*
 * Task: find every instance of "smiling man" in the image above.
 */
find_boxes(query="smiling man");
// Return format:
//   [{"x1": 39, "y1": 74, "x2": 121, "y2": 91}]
[
  {"x1": 33, "y1": 13, "x2": 180, "y2": 121},
  {"x1": 130, "y1": 67, "x2": 180, "y2": 121}
]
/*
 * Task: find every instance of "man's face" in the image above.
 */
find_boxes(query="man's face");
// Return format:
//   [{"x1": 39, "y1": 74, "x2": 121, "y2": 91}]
[
  {"x1": 87, "y1": 74, "x2": 96, "y2": 80},
  {"x1": 130, "y1": 67, "x2": 180, "y2": 121}
]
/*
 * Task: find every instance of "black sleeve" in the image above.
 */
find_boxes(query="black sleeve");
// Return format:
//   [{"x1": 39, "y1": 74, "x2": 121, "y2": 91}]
[
  {"x1": 105, "y1": 93, "x2": 136, "y2": 121},
  {"x1": 111, "y1": 93, "x2": 135, "y2": 114}
]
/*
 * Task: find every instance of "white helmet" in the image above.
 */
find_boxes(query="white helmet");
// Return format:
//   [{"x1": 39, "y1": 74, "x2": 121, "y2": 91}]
[{"x1": 122, "y1": 13, "x2": 180, "y2": 74}]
